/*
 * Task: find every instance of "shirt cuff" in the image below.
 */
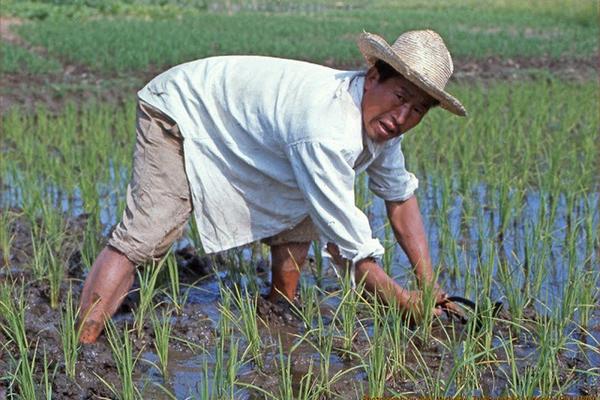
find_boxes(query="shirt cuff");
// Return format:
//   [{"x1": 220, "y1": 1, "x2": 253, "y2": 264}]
[
  {"x1": 369, "y1": 172, "x2": 419, "y2": 202},
  {"x1": 322, "y1": 237, "x2": 384, "y2": 288}
]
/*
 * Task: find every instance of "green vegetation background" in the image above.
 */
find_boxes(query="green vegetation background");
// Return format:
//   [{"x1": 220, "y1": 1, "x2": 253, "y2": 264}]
[{"x1": 1, "y1": 0, "x2": 597, "y2": 74}]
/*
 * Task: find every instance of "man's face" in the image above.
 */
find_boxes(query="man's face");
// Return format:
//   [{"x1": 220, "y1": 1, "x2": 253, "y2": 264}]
[{"x1": 361, "y1": 67, "x2": 436, "y2": 142}]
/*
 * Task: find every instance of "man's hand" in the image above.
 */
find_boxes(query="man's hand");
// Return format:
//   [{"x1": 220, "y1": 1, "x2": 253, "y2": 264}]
[
  {"x1": 435, "y1": 294, "x2": 466, "y2": 321},
  {"x1": 327, "y1": 242, "x2": 442, "y2": 320},
  {"x1": 405, "y1": 289, "x2": 444, "y2": 320}
]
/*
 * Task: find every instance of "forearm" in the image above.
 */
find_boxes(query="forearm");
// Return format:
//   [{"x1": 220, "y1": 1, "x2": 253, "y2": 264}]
[
  {"x1": 326, "y1": 243, "x2": 415, "y2": 310},
  {"x1": 355, "y1": 257, "x2": 413, "y2": 307},
  {"x1": 386, "y1": 196, "x2": 435, "y2": 287}
]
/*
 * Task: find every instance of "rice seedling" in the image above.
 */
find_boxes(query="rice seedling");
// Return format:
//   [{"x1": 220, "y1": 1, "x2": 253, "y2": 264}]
[
  {"x1": 81, "y1": 217, "x2": 101, "y2": 271},
  {"x1": 163, "y1": 253, "x2": 183, "y2": 314},
  {"x1": 219, "y1": 282, "x2": 264, "y2": 369},
  {"x1": 224, "y1": 249, "x2": 260, "y2": 294},
  {"x1": 497, "y1": 260, "x2": 528, "y2": 330},
  {"x1": 133, "y1": 256, "x2": 167, "y2": 338},
  {"x1": 29, "y1": 233, "x2": 49, "y2": 280},
  {"x1": 224, "y1": 337, "x2": 242, "y2": 399},
  {"x1": 522, "y1": 219, "x2": 550, "y2": 300},
  {"x1": 308, "y1": 312, "x2": 335, "y2": 394},
  {"x1": 150, "y1": 308, "x2": 172, "y2": 380},
  {"x1": 334, "y1": 268, "x2": 360, "y2": 355},
  {"x1": 187, "y1": 218, "x2": 205, "y2": 253},
  {"x1": 0, "y1": 281, "x2": 37, "y2": 398},
  {"x1": 416, "y1": 271, "x2": 441, "y2": 343},
  {"x1": 382, "y1": 297, "x2": 413, "y2": 376},
  {"x1": 0, "y1": 280, "x2": 29, "y2": 355},
  {"x1": 392, "y1": 342, "x2": 451, "y2": 398},
  {"x1": 554, "y1": 258, "x2": 581, "y2": 340},
  {"x1": 0, "y1": 280, "x2": 60, "y2": 398},
  {"x1": 46, "y1": 239, "x2": 65, "y2": 310},
  {"x1": 361, "y1": 297, "x2": 387, "y2": 398},
  {"x1": 59, "y1": 283, "x2": 81, "y2": 379},
  {"x1": 208, "y1": 288, "x2": 243, "y2": 400},
  {"x1": 296, "y1": 358, "x2": 318, "y2": 400},
  {"x1": 5, "y1": 340, "x2": 41, "y2": 400},
  {"x1": 310, "y1": 240, "x2": 323, "y2": 286},
  {"x1": 197, "y1": 330, "x2": 243, "y2": 399},
  {"x1": 41, "y1": 346, "x2": 57, "y2": 400},
  {"x1": 382, "y1": 222, "x2": 394, "y2": 276},
  {"x1": 197, "y1": 355, "x2": 213, "y2": 400},
  {"x1": 99, "y1": 321, "x2": 142, "y2": 400},
  {"x1": 297, "y1": 279, "x2": 318, "y2": 330},
  {"x1": 0, "y1": 209, "x2": 17, "y2": 266},
  {"x1": 275, "y1": 336, "x2": 294, "y2": 400},
  {"x1": 576, "y1": 270, "x2": 598, "y2": 328},
  {"x1": 572, "y1": 325, "x2": 600, "y2": 376},
  {"x1": 216, "y1": 333, "x2": 241, "y2": 399},
  {"x1": 500, "y1": 314, "x2": 573, "y2": 397},
  {"x1": 447, "y1": 340, "x2": 484, "y2": 396}
]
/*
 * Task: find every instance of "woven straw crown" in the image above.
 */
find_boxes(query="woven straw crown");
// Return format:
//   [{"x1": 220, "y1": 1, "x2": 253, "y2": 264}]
[{"x1": 358, "y1": 30, "x2": 467, "y2": 116}]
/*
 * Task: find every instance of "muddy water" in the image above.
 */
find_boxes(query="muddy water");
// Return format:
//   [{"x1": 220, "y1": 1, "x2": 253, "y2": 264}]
[{"x1": 0, "y1": 174, "x2": 598, "y2": 398}]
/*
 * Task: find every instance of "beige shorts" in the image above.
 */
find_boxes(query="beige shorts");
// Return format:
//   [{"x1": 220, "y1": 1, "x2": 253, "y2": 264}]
[
  {"x1": 108, "y1": 100, "x2": 193, "y2": 264},
  {"x1": 262, "y1": 217, "x2": 320, "y2": 246},
  {"x1": 109, "y1": 101, "x2": 319, "y2": 265}
]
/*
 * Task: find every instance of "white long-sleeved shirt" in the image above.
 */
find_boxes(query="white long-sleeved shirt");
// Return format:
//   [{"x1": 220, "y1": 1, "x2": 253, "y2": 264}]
[{"x1": 137, "y1": 56, "x2": 418, "y2": 264}]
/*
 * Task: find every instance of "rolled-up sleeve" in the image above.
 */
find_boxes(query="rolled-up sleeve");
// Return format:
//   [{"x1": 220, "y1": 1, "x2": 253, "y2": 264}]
[
  {"x1": 367, "y1": 137, "x2": 419, "y2": 202},
  {"x1": 286, "y1": 140, "x2": 384, "y2": 265}
]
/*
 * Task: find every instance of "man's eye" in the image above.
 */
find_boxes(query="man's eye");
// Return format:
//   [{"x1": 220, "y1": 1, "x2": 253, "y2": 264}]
[{"x1": 396, "y1": 94, "x2": 405, "y2": 102}]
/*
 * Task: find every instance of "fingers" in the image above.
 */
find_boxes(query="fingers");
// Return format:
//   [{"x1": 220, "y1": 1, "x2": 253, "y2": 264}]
[
  {"x1": 438, "y1": 300, "x2": 467, "y2": 323},
  {"x1": 435, "y1": 290, "x2": 448, "y2": 305}
]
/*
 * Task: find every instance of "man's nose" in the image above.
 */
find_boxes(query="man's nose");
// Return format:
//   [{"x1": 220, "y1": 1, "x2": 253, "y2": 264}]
[{"x1": 393, "y1": 104, "x2": 411, "y2": 126}]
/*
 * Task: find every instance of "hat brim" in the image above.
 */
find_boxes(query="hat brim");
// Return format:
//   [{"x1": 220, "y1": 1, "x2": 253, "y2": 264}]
[{"x1": 358, "y1": 32, "x2": 467, "y2": 117}]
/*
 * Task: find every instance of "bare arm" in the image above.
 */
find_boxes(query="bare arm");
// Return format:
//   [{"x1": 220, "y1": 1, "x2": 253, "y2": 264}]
[
  {"x1": 326, "y1": 243, "x2": 441, "y2": 319},
  {"x1": 386, "y1": 196, "x2": 467, "y2": 316},
  {"x1": 385, "y1": 196, "x2": 436, "y2": 289}
]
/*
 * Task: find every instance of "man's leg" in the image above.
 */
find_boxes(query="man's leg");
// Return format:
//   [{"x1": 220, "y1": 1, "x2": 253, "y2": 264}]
[
  {"x1": 79, "y1": 246, "x2": 135, "y2": 343},
  {"x1": 78, "y1": 100, "x2": 192, "y2": 343},
  {"x1": 268, "y1": 242, "x2": 310, "y2": 301}
]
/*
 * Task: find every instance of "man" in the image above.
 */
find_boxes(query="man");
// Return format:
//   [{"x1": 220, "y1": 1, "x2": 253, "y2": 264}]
[{"x1": 78, "y1": 29, "x2": 467, "y2": 344}]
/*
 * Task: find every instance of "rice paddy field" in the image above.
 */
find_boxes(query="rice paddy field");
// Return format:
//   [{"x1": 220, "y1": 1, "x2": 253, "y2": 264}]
[{"x1": 0, "y1": 0, "x2": 598, "y2": 399}]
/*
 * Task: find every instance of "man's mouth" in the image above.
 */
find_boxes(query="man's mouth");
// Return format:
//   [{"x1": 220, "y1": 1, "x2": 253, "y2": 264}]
[{"x1": 378, "y1": 120, "x2": 395, "y2": 137}]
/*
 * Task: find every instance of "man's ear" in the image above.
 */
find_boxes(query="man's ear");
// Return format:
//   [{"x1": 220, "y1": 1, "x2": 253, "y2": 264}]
[{"x1": 364, "y1": 66, "x2": 379, "y2": 92}]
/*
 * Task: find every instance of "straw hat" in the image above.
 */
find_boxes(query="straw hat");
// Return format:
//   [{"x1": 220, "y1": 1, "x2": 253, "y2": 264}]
[{"x1": 357, "y1": 30, "x2": 467, "y2": 117}]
